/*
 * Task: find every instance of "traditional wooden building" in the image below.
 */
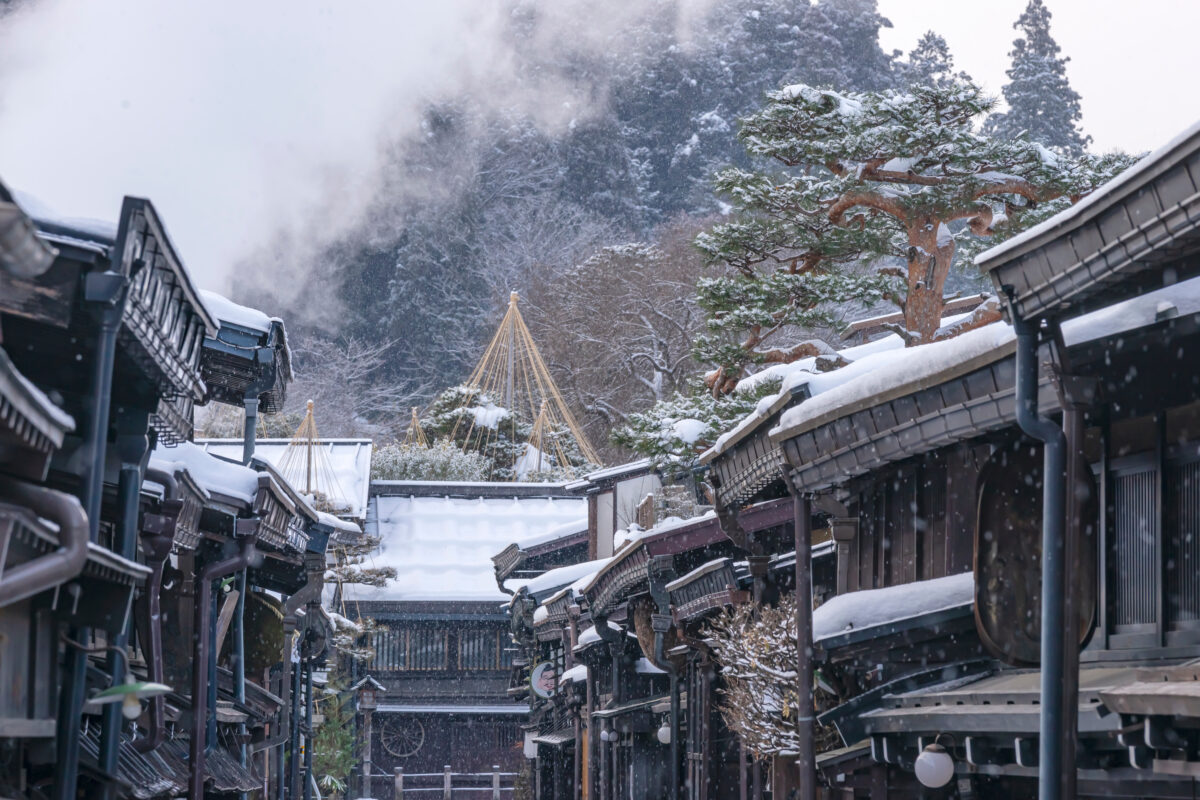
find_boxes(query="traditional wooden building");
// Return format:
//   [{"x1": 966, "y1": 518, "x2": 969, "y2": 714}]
[
  {"x1": 340, "y1": 479, "x2": 586, "y2": 798},
  {"x1": 0, "y1": 183, "x2": 338, "y2": 800},
  {"x1": 702, "y1": 119, "x2": 1200, "y2": 799}
]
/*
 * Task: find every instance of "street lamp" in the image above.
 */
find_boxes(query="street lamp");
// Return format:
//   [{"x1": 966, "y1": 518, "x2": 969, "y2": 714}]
[
  {"x1": 91, "y1": 674, "x2": 172, "y2": 720},
  {"x1": 352, "y1": 676, "x2": 385, "y2": 798},
  {"x1": 914, "y1": 742, "x2": 955, "y2": 788}
]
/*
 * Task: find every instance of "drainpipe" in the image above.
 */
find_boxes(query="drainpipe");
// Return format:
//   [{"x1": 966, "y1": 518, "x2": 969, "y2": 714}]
[
  {"x1": 1013, "y1": 315, "x2": 1067, "y2": 800},
  {"x1": 54, "y1": 265, "x2": 127, "y2": 800},
  {"x1": 133, "y1": 466, "x2": 179, "y2": 754},
  {"x1": 0, "y1": 479, "x2": 89, "y2": 607},
  {"x1": 594, "y1": 616, "x2": 623, "y2": 800},
  {"x1": 782, "y1": 477, "x2": 815, "y2": 800},
  {"x1": 235, "y1": 387, "x2": 263, "y2": 799},
  {"x1": 282, "y1": 557, "x2": 324, "y2": 800},
  {"x1": 99, "y1": 429, "x2": 149, "y2": 799},
  {"x1": 190, "y1": 526, "x2": 259, "y2": 800},
  {"x1": 648, "y1": 561, "x2": 679, "y2": 800}
]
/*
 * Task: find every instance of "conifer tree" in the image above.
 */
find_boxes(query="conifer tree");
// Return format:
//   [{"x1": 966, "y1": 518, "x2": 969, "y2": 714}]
[
  {"x1": 984, "y1": 0, "x2": 1090, "y2": 154},
  {"x1": 725, "y1": 79, "x2": 1129, "y2": 349},
  {"x1": 903, "y1": 31, "x2": 969, "y2": 89}
]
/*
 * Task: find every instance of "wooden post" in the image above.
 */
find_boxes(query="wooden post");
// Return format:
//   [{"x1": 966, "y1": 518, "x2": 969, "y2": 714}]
[
  {"x1": 493, "y1": 765, "x2": 501, "y2": 800},
  {"x1": 443, "y1": 765, "x2": 452, "y2": 800},
  {"x1": 394, "y1": 767, "x2": 404, "y2": 799}
]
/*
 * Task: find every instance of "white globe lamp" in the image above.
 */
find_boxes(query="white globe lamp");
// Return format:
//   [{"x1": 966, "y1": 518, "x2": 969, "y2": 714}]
[
  {"x1": 656, "y1": 722, "x2": 671, "y2": 745},
  {"x1": 914, "y1": 742, "x2": 954, "y2": 788}
]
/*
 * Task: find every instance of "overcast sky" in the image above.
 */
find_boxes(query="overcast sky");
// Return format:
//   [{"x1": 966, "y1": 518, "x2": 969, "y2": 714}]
[{"x1": 877, "y1": 0, "x2": 1199, "y2": 155}]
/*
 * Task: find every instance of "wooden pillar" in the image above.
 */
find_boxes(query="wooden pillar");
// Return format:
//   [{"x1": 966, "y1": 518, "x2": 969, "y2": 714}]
[
  {"x1": 444, "y1": 764, "x2": 452, "y2": 800},
  {"x1": 1056, "y1": 371, "x2": 1095, "y2": 800},
  {"x1": 395, "y1": 767, "x2": 404, "y2": 799}
]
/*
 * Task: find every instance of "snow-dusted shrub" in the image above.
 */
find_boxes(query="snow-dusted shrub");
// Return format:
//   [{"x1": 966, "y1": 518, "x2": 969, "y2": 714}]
[{"x1": 370, "y1": 439, "x2": 490, "y2": 482}]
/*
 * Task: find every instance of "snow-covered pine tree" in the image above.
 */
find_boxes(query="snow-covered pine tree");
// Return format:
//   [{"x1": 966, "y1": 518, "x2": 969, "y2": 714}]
[
  {"x1": 732, "y1": 78, "x2": 1130, "y2": 347},
  {"x1": 984, "y1": 0, "x2": 1090, "y2": 155},
  {"x1": 903, "y1": 31, "x2": 970, "y2": 89}
]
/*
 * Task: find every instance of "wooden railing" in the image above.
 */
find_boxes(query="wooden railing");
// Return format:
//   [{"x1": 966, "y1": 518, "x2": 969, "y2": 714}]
[{"x1": 380, "y1": 765, "x2": 517, "y2": 799}]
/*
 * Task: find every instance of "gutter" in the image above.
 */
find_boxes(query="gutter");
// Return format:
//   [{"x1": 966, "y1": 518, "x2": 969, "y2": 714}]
[
  {"x1": 189, "y1": 526, "x2": 259, "y2": 800},
  {"x1": 1012, "y1": 314, "x2": 1067, "y2": 800}
]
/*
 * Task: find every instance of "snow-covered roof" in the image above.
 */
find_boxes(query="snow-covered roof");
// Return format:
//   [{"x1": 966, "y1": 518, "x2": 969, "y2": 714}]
[
  {"x1": 584, "y1": 459, "x2": 653, "y2": 484},
  {"x1": 151, "y1": 441, "x2": 260, "y2": 504},
  {"x1": 701, "y1": 334, "x2": 905, "y2": 463},
  {"x1": 772, "y1": 323, "x2": 1016, "y2": 440},
  {"x1": 812, "y1": 571, "x2": 974, "y2": 643},
  {"x1": 343, "y1": 491, "x2": 586, "y2": 603},
  {"x1": 199, "y1": 289, "x2": 275, "y2": 333},
  {"x1": 1060, "y1": 273, "x2": 1200, "y2": 345},
  {"x1": 976, "y1": 119, "x2": 1200, "y2": 270},
  {"x1": 525, "y1": 557, "x2": 613, "y2": 598},
  {"x1": 197, "y1": 439, "x2": 373, "y2": 521},
  {"x1": 634, "y1": 657, "x2": 666, "y2": 675},
  {"x1": 513, "y1": 517, "x2": 588, "y2": 551}
]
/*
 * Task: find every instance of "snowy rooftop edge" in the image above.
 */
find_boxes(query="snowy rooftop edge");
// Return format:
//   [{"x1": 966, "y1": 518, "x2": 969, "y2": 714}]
[
  {"x1": 975, "y1": 119, "x2": 1200, "y2": 270},
  {"x1": 812, "y1": 571, "x2": 974, "y2": 643}
]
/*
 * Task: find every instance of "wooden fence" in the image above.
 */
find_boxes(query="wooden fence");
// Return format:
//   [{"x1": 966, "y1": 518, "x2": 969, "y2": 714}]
[{"x1": 378, "y1": 765, "x2": 518, "y2": 799}]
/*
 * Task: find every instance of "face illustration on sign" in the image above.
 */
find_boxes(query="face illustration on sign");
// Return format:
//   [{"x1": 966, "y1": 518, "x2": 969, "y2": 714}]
[{"x1": 530, "y1": 662, "x2": 557, "y2": 699}]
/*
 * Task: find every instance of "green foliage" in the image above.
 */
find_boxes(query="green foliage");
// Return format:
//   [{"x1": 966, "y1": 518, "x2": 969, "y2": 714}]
[
  {"x1": 612, "y1": 378, "x2": 780, "y2": 469},
  {"x1": 311, "y1": 668, "x2": 356, "y2": 798},
  {"x1": 371, "y1": 439, "x2": 491, "y2": 482},
  {"x1": 419, "y1": 385, "x2": 594, "y2": 481},
  {"x1": 984, "y1": 0, "x2": 1089, "y2": 154}
]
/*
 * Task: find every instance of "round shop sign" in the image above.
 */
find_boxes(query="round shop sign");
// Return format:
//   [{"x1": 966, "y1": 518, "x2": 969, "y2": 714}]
[{"x1": 530, "y1": 661, "x2": 557, "y2": 699}]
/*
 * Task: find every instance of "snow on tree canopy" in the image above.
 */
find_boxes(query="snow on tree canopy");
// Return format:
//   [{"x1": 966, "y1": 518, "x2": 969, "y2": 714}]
[
  {"x1": 342, "y1": 492, "x2": 586, "y2": 603},
  {"x1": 812, "y1": 571, "x2": 974, "y2": 641},
  {"x1": 151, "y1": 441, "x2": 261, "y2": 503}
]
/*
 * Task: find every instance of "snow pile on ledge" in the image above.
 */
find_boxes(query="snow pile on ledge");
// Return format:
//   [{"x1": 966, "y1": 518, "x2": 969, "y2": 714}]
[
  {"x1": 533, "y1": 605, "x2": 549, "y2": 624},
  {"x1": 561, "y1": 664, "x2": 588, "y2": 683},
  {"x1": 525, "y1": 557, "x2": 613, "y2": 597},
  {"x1": 576, "y1": 620, "x2": 622, "y2": 647},
  {"x1": 812, "y1": 571, "x2": 974, "y2": 642},
  {"x1": 200, "y1": 290, "x2": 274, "y2": 333},
  {"x1": 151, "y1": 441, "x2": 260, "y2": 503},
  {"x1": 635, "y1": 657, "x2": 667, "y2": 675},
  {"x1": 773, "y1": 323, "x2": 1015, "y2": 437}
]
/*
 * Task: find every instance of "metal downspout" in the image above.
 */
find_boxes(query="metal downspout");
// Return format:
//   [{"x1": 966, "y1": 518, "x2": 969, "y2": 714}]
[
  {"x1": 133, "y1": 467, "x2": 177, "y2": 754},
  {"x1": 281, "y1": 558, "x2": 324, "y2": 799},
  {"x1": 55, "y1": 268, "x2": 126, "y2": 800},
  {"x1": 1013, "y1": 317, "x2": 1067, "y2": 800},
  {"x1": 782, "y1": 479, "x2": 815, "y2": 800},
  {"x1": 189, "y1": 530, "x2": 259, "y2": 800},
  {"x1": 0, "y1": 480, "x2": 89, "y2": 607},
  {"x1": 99, "y1": 432, "x2": 149, "y2": 798},
  {"x1": 649, "y1": 567, "x2": 679, "y2": 800},
  {"x1": 303, "y1": 663, "x2": 314, "y2": 800},
  {"x1": 594, "y1": 616, "x2": 623, "y2": 800},
  {"x1": 235, "y1": 391, "x2": 259, "y2": 798}
]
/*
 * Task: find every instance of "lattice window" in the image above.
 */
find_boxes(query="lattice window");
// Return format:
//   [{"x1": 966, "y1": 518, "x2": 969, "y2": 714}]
[
  {"x1": 1167, "y1": 460, "x2": 1200, "y2": 628},
  {"x1": 1112, "y1": 467, "x2": 1158, "y2": 629},
  {"x1": 459, "y1": 630, "x2": 496, "y2": 670},
  {"x1": 408, "y1": 628, "x2": 448, "y2": 670}
]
